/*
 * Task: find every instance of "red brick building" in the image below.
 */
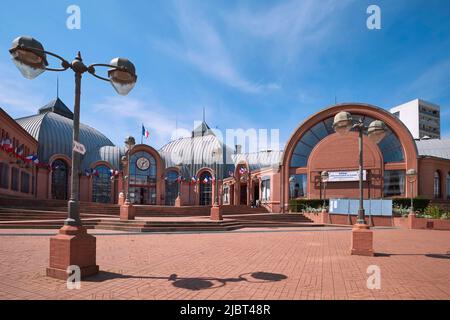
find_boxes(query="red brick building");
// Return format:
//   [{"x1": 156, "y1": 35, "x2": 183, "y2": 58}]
[{"x1": 1, "y1": 100, "x2": 449, "y2": 212}]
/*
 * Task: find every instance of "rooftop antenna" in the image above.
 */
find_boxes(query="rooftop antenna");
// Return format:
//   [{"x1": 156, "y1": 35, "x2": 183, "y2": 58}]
[
  {"x1": 56, "y1": 76, "x2": 59, "y2": 99},
  {"x1": 202, "y1": 106, "x2": 206, "y2": 123}
]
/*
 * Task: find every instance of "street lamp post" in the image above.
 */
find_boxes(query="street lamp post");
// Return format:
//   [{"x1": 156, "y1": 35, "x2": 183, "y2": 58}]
[
  {"x1": 406, "y1": 169, "x2": 417, "y2": 216},
  {"x1": 320, "y1": 171, "x2": 329, "y2": 210},
  {"x1": 120, "y1": 136, "x2": 136, "y2": 220},
  {"x1": 210, "y1": 148, "x2": 223, "y2": 221},
  {"x1": 174, "y1": 164, "x2": 183, "y2": 207},
  {"x1": 321, "y1": 171, "x2": 330, "y2": 224},
  {"x1": 9, "y1": 36, "x2": 137, "y2": 279},
  {"x1": 333, "y1": 111, "x2": 386, "y2": 256}
]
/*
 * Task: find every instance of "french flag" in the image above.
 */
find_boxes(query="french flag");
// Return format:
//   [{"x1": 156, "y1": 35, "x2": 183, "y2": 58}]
[
  {"x1": 142, "y1": 124, "x2": 150, "y2": 139},
  {"x1": 1, "y1": 138, "x2": 13, "y2": 152},
  {"x1": 26, "y1": 154, "x2": 39, "y2": 164}
]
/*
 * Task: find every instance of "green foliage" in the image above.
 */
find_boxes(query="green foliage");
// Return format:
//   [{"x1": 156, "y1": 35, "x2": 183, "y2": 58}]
[
  {"x1": 393, "y1": 204, "x2": 410, "y2": 217},
  {"x1": 289, "y1": 199, "x2": 328, "y2": 212},
  {"x1": 424, "y1": 205, "x2": 443, "y2": 219},
  {"x1": 392, "y1": 197, "x2": 430, "y2": 213}
]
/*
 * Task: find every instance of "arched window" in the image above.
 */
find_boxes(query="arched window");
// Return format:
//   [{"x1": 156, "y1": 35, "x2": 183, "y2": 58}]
[
  {"x1": 165, "y1": 170, "x2": 179, "y2": 206},
  {"x1": 434, "y1": 171, "x2": 441, "y2": 199},
  {"x1": 290, "y1": 115, "x2": 405, "y2": 168},
  {"x1": 447, "y1": 173, "x2": 450, "y2": 200},
  {"x1": 51, "y1": 159, "x2": 68, "y2": 200},
  {"x1": 129, "y1": 151, "x2": 157, "y2": 204},
  {"x1": 92, "y1": 165, "x2": 112, "y2": 203},
  {"x1": 199, "y1": 171, "x2": 212, "y2": 206}
]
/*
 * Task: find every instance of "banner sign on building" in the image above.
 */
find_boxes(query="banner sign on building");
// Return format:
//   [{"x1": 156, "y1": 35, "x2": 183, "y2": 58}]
[
  {"x1": 73, "y1": 140, "x2": 86, "y2": 155},
  {"x1": 327, "y1": 170, "x2": 367, "y2": 182}
]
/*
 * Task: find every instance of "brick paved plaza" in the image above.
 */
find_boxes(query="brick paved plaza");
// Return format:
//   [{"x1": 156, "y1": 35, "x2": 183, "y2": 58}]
[{"x1": 0, "y1": 227, "x2": 449, "y2": 300}]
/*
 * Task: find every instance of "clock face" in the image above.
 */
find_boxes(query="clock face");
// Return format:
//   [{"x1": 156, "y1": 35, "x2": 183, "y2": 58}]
[{"x1": 136, "y1": 157, "x2": 150, "y2": 171}]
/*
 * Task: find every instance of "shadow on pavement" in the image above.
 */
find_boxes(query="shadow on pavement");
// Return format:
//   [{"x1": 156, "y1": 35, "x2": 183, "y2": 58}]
[
  {"x1": 84, "y1": 271, "x2": 288, "y2": 291},
  {"x1": 375, "y1": 252, "x2": 450, "y2": 259}
]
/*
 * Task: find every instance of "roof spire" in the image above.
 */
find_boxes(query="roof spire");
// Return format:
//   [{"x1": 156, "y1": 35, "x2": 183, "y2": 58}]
[
  {"x1": 56, "y1": 75, "x2": 59, "y2": 99},
  {"x1": 202, "y1": 106, "x2": 205, "y2": 123}
]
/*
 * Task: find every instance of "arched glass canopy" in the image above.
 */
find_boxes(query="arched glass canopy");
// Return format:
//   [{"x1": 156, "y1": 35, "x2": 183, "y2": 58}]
[{"x1": 290, "y1": 115, "x2": 405, "y2": 168}]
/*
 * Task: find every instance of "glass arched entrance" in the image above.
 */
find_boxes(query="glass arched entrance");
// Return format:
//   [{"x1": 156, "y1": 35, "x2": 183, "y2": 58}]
[
  {"x1": 129, "y1": 151, "x2": 157, "y2": 204},
  {"x1": 92, "y1": 165, "x2": 112, "y2": 203},
  {"x1": 51, "y1": 159, "x2": 68, "y2": 200},
  {"x1": 199, "y1": 171, "x2": 212, "y2": 205},
  {"x1": 165, "y1": 170, "x2": 179, "y2": 206}
]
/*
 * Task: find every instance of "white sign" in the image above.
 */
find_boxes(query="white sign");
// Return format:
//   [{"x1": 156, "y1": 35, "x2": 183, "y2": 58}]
[
  {"x1": 73, "y1": 141, "x2": 86, "y2": 155},
  {"x1": 327, "y1": 170, "x2": 367, "y2": 182}
]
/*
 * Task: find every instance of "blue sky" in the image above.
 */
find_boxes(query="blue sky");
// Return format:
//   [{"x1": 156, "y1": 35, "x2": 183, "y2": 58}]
[{"x1": 0, "y1": 0, "x2": 449, "y2": 150}]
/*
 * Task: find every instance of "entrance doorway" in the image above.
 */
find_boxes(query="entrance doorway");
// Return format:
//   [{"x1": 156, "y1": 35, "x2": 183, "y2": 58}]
[
  {"x1": 130, "y1": 186, "x2": 156, "y2": 204},
  {"x1": 253, "y1": 183, "x2": 259, "y2": 206},
  {"x1": 240, "y1": 183, "x2": 247, "y2": 205}
]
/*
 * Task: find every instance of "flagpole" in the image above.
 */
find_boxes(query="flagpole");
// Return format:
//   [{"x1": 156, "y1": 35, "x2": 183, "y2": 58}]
[{"x1": 141, "y1": 124, "x2": 143, "y2": 145}]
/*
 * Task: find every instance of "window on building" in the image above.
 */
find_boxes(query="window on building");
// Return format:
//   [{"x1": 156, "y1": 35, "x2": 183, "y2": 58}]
[
  {"x1": 130, "y1": 151, "x2": 157, "y2": 184},
  {"x1": 261, "y1": 178, "x2": 271, "y2": 201},
  {"x1": 129, "y1": 151, "x2": 157, "y2": 205},
  {"x1": 289, "y1": 174, "x2": 307, "y2": 199},
  {"x1": 11, "y1": 167, "x2": 19, "y2": 191},
  {"x1": 383, "y1": 170, "x2": 405, "y2": 197},
  {"x1": 223, "y1": 186, "x2": 230, "y2": 205},
  {"x1": 0, "y1": 163, "x2": 9, "y2": 189},
  {"x1": 447, "y1": 173, "x2": 450, "y2": 200},
  {"x1": 165, "y1": 170, "x2": 179, "y2": 206},
  {"x1": 199, "y1": 171, "x2": 212, "y2": 206},
  {"x1": 434, "y1": 171, "x2": 441, "y2": 199},
  {"x1": 20, "y1": 172, "x2": 30, "y2": 193},
  {"x1": 290, "y1": 115, "x2": 404, "y2": 168},
  {"x1": 92, "y1": 165, "x2": 112, "y2": 203},
  {"x1": 51, "y1": 159, "x2": 69, "y2": 200}
]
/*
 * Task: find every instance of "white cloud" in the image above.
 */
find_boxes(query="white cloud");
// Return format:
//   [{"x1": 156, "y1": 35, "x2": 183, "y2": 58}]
[
  {"x1": 226, "y1": 0, "x2": 354, "y2": 62},
  {"x1": 406, "y1": 58, "x2": 450, "y2": 102},
  {"x1": 153, "y1": 1, "x2": 280, "y2": 94},
  {"x1": 0, "y1": 63, "x2": 47, "y2": 115},
  {"x1": 92, "y1": 95, "x2": 192, "y2": 148}
]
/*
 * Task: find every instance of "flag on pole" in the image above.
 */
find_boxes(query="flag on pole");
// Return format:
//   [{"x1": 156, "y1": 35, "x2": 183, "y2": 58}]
[
  {"x1": 142, "y1": 124, "x2": 150, "y2": 139},
  {"x1": 15, "y1": 144, "x2": 24, "y2": 156}
]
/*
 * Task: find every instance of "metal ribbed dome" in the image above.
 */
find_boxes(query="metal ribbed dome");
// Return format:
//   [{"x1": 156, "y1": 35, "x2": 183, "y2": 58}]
[
  {"x1": 15, "y1": 100, "x2": 116, "y2": 170},
  {"x1": 232, "y1": 150, "x2": 283, "y2": 171},
  {"x1": 159, "y1": 124, "x2": 235, "y2": 179}
]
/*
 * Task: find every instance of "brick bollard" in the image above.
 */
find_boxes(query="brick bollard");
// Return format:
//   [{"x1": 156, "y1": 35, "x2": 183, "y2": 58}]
[
  {"x1": 350, "y1": 224, "x2": 374, "y2": 256},
  {"x1": 321, "y1": 209, "x2": 330, "y2": 224},
  {"x1": 120, "y1": 203, "x2": 136, "y2": 220},
  {"x1": 175, "y1": 196, "x2": 182, "y2": 207},
  {"x1": 210, "y1": 205, "x2": 223, "y2": 221},
  {"x1": 47, "y1": 225, "x2": 99, "y2": 280}
]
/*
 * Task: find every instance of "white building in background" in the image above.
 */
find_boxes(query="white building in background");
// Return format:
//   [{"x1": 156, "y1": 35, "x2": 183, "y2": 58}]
[{"x1": 390, "y1": 99, "x2": 441, "y2": 140}]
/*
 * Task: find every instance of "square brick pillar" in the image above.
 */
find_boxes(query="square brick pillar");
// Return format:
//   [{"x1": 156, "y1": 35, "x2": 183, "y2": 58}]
[
  {"x1": 350, "y1": 224, "x2": 374, "y2": 256},
  {"x1": 210, "y1": 205, "x2": 223, "y2": 221},
  {"x1": 321, "y1": 209, "x2": 330, "y2": 224},
  {"x1": 408, "y1": 212, "x2": 416, "y2": 229},
  {"x1": 47, "y1": 225, "x2": 99, "y2": 280},
  {"x1": 120, "y1": 203, "x2": 135, "y2": 220},
  {"x1": 175, "y1": 195, "x2": 182, "y2": 207}
]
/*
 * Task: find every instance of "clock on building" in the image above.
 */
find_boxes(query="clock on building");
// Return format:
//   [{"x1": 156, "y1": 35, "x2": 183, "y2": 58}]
[{"x1": 136, "y1": 157, "x2": 150, "y2": 171}]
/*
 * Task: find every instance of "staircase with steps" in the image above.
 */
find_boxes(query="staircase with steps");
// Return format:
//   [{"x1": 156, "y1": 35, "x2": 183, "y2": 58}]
[
  {"x1": 95, "y1": 214, "x2": 319, "y2": 232},
  {"x1": 0, "y1": 196, "x2": 120, "y2": 215},
  {"x1": 1, "y1": 196, "x2": 268, "y2": 217},
  {"x1": 0, "y1": 209, "x2": 320, "y2": 232},
  {"x1": 134, "y1": 205, "x2": 269, "y2": 217}
]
